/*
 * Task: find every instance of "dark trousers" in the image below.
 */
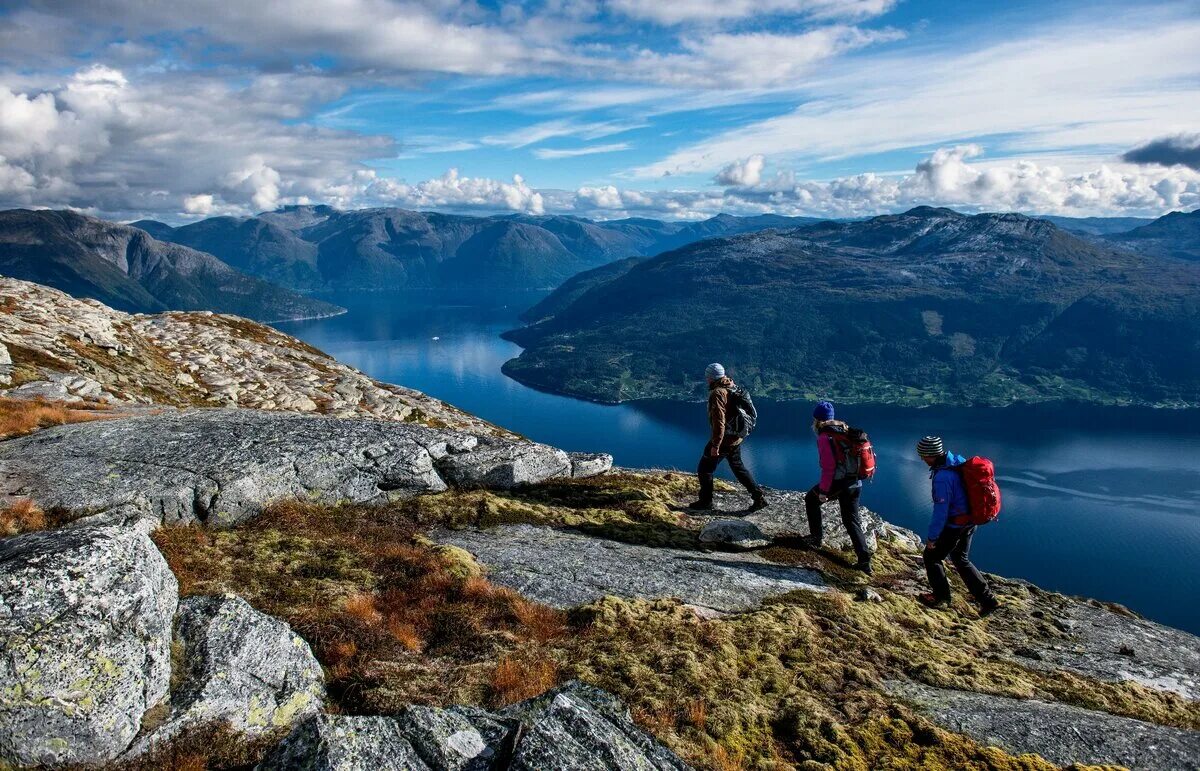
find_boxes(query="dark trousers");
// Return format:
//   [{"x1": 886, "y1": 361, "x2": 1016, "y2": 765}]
[
  {"x1": 923, "y1": 525, "x2": 994, "y2": 603},
  {"x1": 697, "y1": 441, "x2": 763, "y2": 502},
  {"x1": 804, "y1": 479, "x2": 870, "y2": 562}
]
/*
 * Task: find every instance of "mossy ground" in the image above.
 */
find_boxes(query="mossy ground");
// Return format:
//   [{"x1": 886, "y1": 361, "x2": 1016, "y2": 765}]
[{"x1": 150, "y1": 472, "x2": 1191, "y2": 770}]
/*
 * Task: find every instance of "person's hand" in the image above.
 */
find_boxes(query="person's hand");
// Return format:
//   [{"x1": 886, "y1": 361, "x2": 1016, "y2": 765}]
[
  {"x1": 924, "y1": 541, "x2": 936, "y2": 551},
  {"x1": 817, "y1": 493, "x2": 829, "y2": 503},
  {"x1": 708, "y1": 445, "x2": 721, "y2": 458}
]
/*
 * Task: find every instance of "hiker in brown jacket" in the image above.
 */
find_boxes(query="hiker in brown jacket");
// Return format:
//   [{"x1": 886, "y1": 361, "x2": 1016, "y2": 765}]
[{"x1": 688, "y1": 363, "x2": 768, "y2": 512}]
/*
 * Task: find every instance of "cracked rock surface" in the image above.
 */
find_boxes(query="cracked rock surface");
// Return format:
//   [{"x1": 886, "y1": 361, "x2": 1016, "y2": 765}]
[
  {"x1": 0, "y1": 409, "x2": 585, "y2": 526},
  {"x1": 257, "y1": 682, "x2": 690, "y2": 771},
  {"x1": 891, "y1": 681, "x2": 1200, "y2": 770},
  {"x1": 437, "y1": 523, "x2": 826, "y2": 612},
  {"x1": 124, "y1": 594, "x2": 325, "y2": 759},
  {"x1": 0, "y1": 521, "x2": 177, "y2": 767}
]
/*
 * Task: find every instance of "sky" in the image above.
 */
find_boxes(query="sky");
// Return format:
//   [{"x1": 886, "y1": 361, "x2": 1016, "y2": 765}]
[{"x1": 0, "y1": 0, "x2": 1198, "y2": 222}]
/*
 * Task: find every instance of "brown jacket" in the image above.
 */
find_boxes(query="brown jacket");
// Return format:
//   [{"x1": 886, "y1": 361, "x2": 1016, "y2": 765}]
[{"x1": 707, "y1": 376, "x2": 741, "y2": 449}]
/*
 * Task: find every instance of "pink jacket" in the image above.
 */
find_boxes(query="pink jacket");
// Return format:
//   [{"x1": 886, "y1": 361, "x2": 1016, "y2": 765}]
[{"x1": 817, "y1": 431, "x2": 837, "y2": 493}]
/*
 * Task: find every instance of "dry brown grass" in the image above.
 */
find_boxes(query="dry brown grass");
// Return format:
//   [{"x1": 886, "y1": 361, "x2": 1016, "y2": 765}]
[
  {"x1": 490, "y1": 655, "x2": 560, "y2": 706},
  {"x1": 0, "y1": 498, "x2": 46, "y2": 537},
  {"x1": 152, "y1": 499, "x2": 570, "y2": 714},
  {"x1": 0, "y1": 396, "x2": 113, "y2": 439}
]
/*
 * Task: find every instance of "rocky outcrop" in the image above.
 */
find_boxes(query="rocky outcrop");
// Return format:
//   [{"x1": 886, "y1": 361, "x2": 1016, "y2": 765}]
[
  {"x1": 0, "y1": 521, "x2": 177, "y2": 767},
  {"x1": 125, "y1": 594, "x2": 325, "y2": 758},
  {"x1": 891, "y1": 681, "x2": 1200, "y2": 770},
  {"x1": 0, "y1": 276, "x2": 501, "y2": 434},
  {"x1": 438, "y1": 523, "x2": 826, "y2": 612},
  {"x1": 501, "y1": 681, "x2": 689, "y2": 770},
  {"x1": 258, "y1": 682, "x2": 689, "y2": 771},
  {"x1": 0, "y1": 409, "x2": 596, "y2": 526}
]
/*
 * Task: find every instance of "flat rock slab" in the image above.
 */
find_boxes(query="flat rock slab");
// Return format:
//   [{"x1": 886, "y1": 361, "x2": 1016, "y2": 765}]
[
  {"x1": 991, "y1": 588, "x2": 1200, "y2": 702},
  {"x1": 437, "y1": 524, "x2": 826, "y2": 612},
  {"x1": 0, "y1": 409, "x2": 574, "y2": 526},
  {"x1": 890, "y1": 681, "x2": 1200, "y2": 770}
]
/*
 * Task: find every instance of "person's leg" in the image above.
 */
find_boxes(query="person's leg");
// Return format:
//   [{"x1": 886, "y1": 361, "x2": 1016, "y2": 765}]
[
  {"x1": 692, "y1": 442, "x2": 719, "y2": 507},
  {"x1": 724, "y1": 443, "x2": 765, "y2": 502},
  {"x1": 948, "y1": 527, "x2": 995, "y2": 604},
  {"x1": 837, "y1": 483, "x2": 870, "y2": 566},
  {"x1": 804, "y1": 484, "x2": 824, "y2": 543},
  {"x1": 922, "y1": 530, "x2": 957, "y2": 603}
]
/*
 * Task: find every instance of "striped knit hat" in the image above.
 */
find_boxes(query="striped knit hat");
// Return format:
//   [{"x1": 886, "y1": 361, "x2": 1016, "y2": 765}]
[{"x1": 916, "y1": 436, "x2": 945, "y2": 458}]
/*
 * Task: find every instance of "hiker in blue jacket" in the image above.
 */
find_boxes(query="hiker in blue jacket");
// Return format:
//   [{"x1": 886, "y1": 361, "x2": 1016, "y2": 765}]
[{"x1": 916, "y1": 436, "x2": 998, "y2": 615}]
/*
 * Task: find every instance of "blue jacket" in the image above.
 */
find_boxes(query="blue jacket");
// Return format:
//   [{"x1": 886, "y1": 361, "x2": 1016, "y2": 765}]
[{"x1": 928, "y1": 452, "x2": 968, "y2": 541}]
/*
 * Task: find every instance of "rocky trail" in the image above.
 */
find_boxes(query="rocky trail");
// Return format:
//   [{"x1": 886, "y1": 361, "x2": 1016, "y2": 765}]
[{"x1": 0, "y1": 278, "x2": 1198, "y2": 770}]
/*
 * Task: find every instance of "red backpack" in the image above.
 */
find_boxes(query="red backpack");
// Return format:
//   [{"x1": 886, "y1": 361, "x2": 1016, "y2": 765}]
[
  {"x1": 828, "y1": 427, "x2": 877, "y2": 481},
  {"x1": 955, "y1": 456, "x2": 1001, "y2": 526}
]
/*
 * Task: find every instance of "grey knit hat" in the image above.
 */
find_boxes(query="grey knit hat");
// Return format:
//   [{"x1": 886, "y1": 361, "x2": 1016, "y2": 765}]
[
  {"x1": 916, "y1": 436, "x2": 945, "y2": 457},
  {"x1": 704, "y1": 362, "x2": 725, "y2": 380}
]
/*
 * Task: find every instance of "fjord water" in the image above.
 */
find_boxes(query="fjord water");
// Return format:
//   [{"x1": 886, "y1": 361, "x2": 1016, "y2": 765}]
[{"x1": 276, "y1": 290, "x2": 1200, "y2": 634}]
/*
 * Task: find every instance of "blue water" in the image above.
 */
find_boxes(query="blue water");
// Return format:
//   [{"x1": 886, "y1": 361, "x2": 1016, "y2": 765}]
[{"x1": 276, "y1": 290, "x2": 1200, "y2": 634}]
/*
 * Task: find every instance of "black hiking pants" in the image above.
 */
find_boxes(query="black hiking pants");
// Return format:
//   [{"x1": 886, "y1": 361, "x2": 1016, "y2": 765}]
[
  {"x1": 804, "y1": 479, "x2": 870, "y2": 563},
  {"x1": 923, "y1": 525, "x2": 995, "y2": 603},
  {"x1": 697, "y1": 440, "x2": 763, "y2": 503}
]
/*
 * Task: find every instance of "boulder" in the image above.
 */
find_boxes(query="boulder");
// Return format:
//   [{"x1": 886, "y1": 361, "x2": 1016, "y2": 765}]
[
  {"x1": 0, "y1": 409, "x2": 577, "y2": 526},
  {"x1": 124, "y1": 595, "x2": 325, "y2": 758},
  {"x1": 438, "y1": 524, "x2": 826, "y2": 613},
  {"x1": 502, "y1": 681, "x2": 690, "y2": 770},
  {"x1": 436, "y1": 440, "x2": 572, "y2": 489},
  {"x1": 256, "y1": 714, "x2": 430, "y2": 770},
  {"x1": 569, "y1": 452, "x2": 614, "y2": 478},
  {"x1": 698, "y1": 519, "x2": 770, "y2": 550},
  {"x1": 393, "y1": 704, "x2": 514, "y2": 770},
  {"x1": 0, "y1": 523, "x2": 177, "y2": 767}
]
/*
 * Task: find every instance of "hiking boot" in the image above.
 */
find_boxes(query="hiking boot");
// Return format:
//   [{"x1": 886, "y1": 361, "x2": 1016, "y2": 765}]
[
  {"x1": 917, "y1": 592, "x2": 950, "y2": 609},
  {"x1": 747, "y1": 496, "x2": 769, "y2": 512},
  {"x1": 854, "y1": 559, "x2": 873, "y2": 576},
  {"x1": 686, "y1": 500, "x2": 713, "y2": 511},
  {"x1": 978, "y1": 596, "x2": 1001, "y2": 617}
]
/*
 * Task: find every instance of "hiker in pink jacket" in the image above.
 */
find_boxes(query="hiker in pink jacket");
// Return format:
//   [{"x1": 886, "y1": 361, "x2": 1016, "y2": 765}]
[{"x1": 804, "y1": 401, "x2": 871, "y2": 575}]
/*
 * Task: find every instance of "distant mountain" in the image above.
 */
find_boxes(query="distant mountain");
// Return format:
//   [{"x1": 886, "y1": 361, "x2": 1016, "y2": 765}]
[
  {"x1": 518, "y1": 257, "x2": 646, "y2": 324},
  {"x1": 0, "y1": 210, "x2": 342, "y2": 322},
  {"x1": 1040, "y1": 215, "x2": 1154, "y2": 236},
  {"x1": 503, "y1": 207, "x2": 1200, "y2": 407},
  {"x1": 1104, "y1": 209, "x2": 1200, "y2": 261},
  {"x1": 143, "y1": 206, "x2": 823, "y2": 292}
]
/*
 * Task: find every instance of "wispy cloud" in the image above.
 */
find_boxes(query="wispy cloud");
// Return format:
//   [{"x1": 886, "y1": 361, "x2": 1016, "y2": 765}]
[
  {"x1": 482, "y1": 119, "x2": 645, "y2": 148},
  {"x1": 533, "y1": 143, "x2": 631, "y2": 159}
]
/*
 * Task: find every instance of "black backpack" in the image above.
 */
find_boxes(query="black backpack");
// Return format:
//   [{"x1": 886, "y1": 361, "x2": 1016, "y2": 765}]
[{"x1": 725, "y1": 387, "x2": 758, "y2": 438}]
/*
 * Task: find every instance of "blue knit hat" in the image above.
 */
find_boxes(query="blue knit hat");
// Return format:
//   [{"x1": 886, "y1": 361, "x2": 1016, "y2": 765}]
[
  {"x1": 704, "y1": 362, "x2": 725, "y2": 380},
  {"x1": 813, "y1": 401, "x2": 835, "y2": 421}
]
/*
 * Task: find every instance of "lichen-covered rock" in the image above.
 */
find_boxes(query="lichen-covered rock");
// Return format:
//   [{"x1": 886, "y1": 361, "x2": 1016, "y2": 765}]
[
  {"x1": 0, "y1": 523, "x2": 177, "y2": 767},
  {"x1": 256, "y1": 713, "x2": 430, "y2": 771},
  {"x1": 569, "y1": 452, "x2": 613, "y2": 478},
  {"x1": 436, "y1": 441, "x2": 572, "y2": 489},
  {"x1": 0, "y1": 409, "x2": 577, "y2": 525},
  {"x1": 698, "y1": 519, "x2": 771, "y2": 550},
  {"x1": 502, "y1": 681, "x2": 690, "y2": 770},
  {"x1": 438, "y1": 524, "x2": 826, "y2": 612},
  {"x1": 124, "y1": 595, "x2": 325, "y2": 758},
  {"x1": 891, "y1": 681, "x2": 1200, "y2": 769},
  {"x1": 393, "y1": 704, "x2": 513, "y2": 770}
]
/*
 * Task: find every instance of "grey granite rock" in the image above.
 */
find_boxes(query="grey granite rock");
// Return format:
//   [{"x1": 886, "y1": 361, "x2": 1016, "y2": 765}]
[
  {"x1": 124, "y1": 595, "x2": 325, "y2": 758},
  {"x1": 0, "y1": 522, "x2": 177, "y2": 767},
  {"x1": 891, "y1": 681, "x2": 1200, "y2": 769},
  {"x1": 0, "y1": 409, "x2": 575, "y2": 526},
  {"x1": 256, "y1": 713, "x2": 431, "y2": 770},
  {"x1": 698, "y1": 519, "x2": 771, "y2": 550},
  {"x1": 394, "y1": 704, "x2": 513, "y2": 770},
  {"x1": 569, "y1": 452, "x2": 614, "y2": 478},
  {"x1": 502, "y1": 681, "x2": 689, "y2": 770},
  {"x1": 438, "y1": 524, "x2": 826, "y2": 612}
]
